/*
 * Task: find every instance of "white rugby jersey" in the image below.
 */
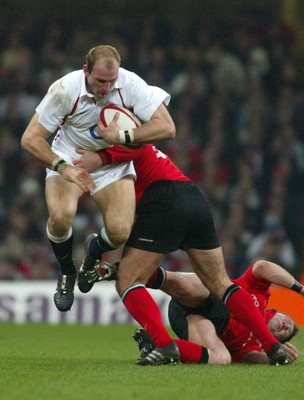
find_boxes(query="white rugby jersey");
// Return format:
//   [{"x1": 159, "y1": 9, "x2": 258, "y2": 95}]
[{"x1": 36, "y1": 68, "x2": 171, "y2": 158}]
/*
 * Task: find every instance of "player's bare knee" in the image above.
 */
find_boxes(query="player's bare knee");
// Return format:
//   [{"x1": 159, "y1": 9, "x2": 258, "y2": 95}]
[
  {"x1": 209, "y1": 348, "x2": 231, "y2": 364},
  {"x1": 219, "y1": 349, "x2": 231, "y2": 364},
  {"x1": 216, "y1": 352, "x2": 231, "y2": 365},
  {"x1": 48, "y1": 209, "x2": 74, "y2": 233},
  {"x1": 105, "y1": 220, "x2": 132, "y2": 246}
]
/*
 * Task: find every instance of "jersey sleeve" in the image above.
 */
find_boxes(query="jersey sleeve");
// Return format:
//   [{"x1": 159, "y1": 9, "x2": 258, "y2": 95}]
[
  {"x1": 119, "y1": 70, "x2": 171, "y2": 122},
  {"x1": 231, "y1": 343, "x2": 263, "y2": 363},
  {"x1": 234, "y1": 265, "x2": 271, "y2": 293},
  {"x1": 132, "y1": 85, "x2": 170, "y2": 121},
  {"x1": 36, "y1": 78, "x2": 75, "y2": 133},
  {"x1": 233, "y1": 265, "x2": 271, "y2": 316},
  {"x1": 98, "y1": 145, "x2": 148, "y2": 165}
]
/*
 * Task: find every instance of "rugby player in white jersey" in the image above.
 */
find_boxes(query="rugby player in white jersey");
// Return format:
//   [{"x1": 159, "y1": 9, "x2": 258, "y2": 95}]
[{"x1": 21, "y1": 45, "x2": 175, "y2": 312}]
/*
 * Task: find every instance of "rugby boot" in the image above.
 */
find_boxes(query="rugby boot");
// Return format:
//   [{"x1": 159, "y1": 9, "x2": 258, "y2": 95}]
[
  {"x1": 78, "y1": 233, "x2": 99, "y2": 293},
  {"x1": 54, "y1": 274, "x2": 76, "y2": 312},
  {"x1": 133, "y1": 328, "x2": 155, "y2": 360},
  {"x1": 137, "y1": 341, "x2": 180, "y2": 366}
]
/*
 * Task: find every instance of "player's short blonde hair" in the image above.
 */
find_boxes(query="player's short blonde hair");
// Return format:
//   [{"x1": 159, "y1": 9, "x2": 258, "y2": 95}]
[{"x1": 86, "y1": 45, "x2": 121, "y2": 73}]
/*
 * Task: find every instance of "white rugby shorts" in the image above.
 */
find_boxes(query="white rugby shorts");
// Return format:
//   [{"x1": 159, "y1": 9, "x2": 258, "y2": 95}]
[{"x1": 46, "y1": 149, "x2": 136, "y2": 195}]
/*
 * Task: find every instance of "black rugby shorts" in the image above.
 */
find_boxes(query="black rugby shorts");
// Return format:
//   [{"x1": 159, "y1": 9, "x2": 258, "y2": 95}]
[
  {"x1": 126, "y1": 180, "x2": 220, "y2": 253},
  {"x1": 168, "y1": 296, "x2": 230, "y2": 340}
]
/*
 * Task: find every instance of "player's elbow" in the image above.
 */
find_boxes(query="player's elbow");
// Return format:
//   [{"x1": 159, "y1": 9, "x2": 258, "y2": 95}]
[
  {"x1": 166, "y1": 122, "x2": 176, "y2": 139},
  {"x1": 21, "y1": 132, "x2": 31, "y2": 152},
  {"x1": 158, "y1": 117, "x2": 176, "y2": 140},
  {"x1": 252, "y1": 260, "x2": 271, "y2": 277}
]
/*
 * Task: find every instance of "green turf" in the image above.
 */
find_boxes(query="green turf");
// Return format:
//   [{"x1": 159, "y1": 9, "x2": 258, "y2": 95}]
[{"x1": 0, "y1": 323, "x2": 302, "y2": 400}]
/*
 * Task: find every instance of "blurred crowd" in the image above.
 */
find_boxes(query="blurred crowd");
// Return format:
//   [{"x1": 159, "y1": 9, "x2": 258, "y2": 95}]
[{"x1": 1, "y1": 4, "x2": 304, "y2": 281}]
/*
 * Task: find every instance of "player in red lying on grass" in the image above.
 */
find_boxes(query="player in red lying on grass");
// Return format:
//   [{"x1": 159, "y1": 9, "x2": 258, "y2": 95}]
[
  {"x1": 86, "y1": 258, "x2": 300, "y2": 365},
  {"x1": 73, "y1": 143, "x2": 288, "y2": 365},
  {"x1": 161, "y1": 259, "x2": 300, "y2": 364}
]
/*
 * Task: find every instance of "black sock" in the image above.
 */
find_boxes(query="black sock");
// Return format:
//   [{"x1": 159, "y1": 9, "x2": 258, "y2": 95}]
[
  {"x1": 49, "y1": 234, "x2": 76, "y2": 275},
  {"x1": 146, "y1": 267, "x2": 167, "y2": 289},
  {"x1": 199, "y1": 347, "x2": 209, "y2": 364},
  {"x1": 154, "y1": 267, "x2": 167, "y2": 289},
  {"x1": 89, "y1": 233, "x2": 115, "y2": 258}
]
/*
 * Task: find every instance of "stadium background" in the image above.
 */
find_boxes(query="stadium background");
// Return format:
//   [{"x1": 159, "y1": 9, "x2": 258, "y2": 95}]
[{"x1": 0, "y1": 0, "x2": 304, "y2": 325}]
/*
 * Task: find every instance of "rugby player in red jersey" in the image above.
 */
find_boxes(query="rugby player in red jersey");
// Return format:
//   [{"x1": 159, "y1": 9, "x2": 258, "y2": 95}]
[
  {"x1": 85, "y1": 255, "x2": 300, "y2": 364},
  {"x1": 73, "y1": 144, "x2": 290, "y2": 365},
  {"x1": 151, "y1": 259, "x2": 300, "y2": 364}
]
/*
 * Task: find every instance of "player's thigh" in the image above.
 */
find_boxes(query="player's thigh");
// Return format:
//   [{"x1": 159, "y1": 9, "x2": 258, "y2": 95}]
[
  {"x1": 187, "y1": 314, "x2": 216, "y2": 345},
  {"x1": 116, "y1": 247, "x2": 165, "y2": 293},
  {"x1": 93, "y1": 176, "x2": 135, "y2": 231},
  {"x1": 186, "y1": 247, "x2": 231, "y2": 298},
  {"x1": 164, "y1": 272, "x2": 210, "y2": 308},
  {"x1": 187, "y1": 315, "x2": 231, "y2": 364},
  {"x1": 45, "y1": 175, "x2": 82, "y2": 219}
]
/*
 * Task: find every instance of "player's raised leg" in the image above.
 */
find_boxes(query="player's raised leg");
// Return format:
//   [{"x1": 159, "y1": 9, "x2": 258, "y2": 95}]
[
  {"x1": 46, "y1": 176, "x2": 82, "y2": 311},
  {"x1": 78, "y1": 176, "x2": 135, "y2": 292}
]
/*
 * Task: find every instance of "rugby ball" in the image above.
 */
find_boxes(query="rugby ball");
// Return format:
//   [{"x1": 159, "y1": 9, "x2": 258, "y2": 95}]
[{"x1": 99, "y1": 104, "x2": 142, "y2": 129}]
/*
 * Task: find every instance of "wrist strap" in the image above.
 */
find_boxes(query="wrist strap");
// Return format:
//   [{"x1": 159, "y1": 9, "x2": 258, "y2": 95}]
[
  {"x1": 118, "y1": 129, "x2": 134, "y2": 144},
  {"x1": 51, "y1": 156, "x2": 68, "y2": 174},
  {"x1": 291, "y1": 280, "x2": 303, "y2": 293}
]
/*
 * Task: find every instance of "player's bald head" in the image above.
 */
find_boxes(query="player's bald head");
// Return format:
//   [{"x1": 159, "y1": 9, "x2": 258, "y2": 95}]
[{"x1": 86, "y1": 45, "x2": 121, "y2": 73}]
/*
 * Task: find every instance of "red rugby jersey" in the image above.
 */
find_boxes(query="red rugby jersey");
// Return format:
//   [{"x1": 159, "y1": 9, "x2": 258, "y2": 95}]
[{"x1": 99, "y1": 144, "x2": 190, "y2": 203}]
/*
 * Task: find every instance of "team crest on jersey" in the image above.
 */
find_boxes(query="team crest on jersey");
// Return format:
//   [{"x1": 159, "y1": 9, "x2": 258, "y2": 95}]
[{"x1": 89, "y1": 124, "x2": 103, "y2": 139}]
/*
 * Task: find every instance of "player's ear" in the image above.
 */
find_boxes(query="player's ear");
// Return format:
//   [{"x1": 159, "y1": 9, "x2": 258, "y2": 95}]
[{"x1": 83, "y1": 64, "x2": 89, "y2": 76}]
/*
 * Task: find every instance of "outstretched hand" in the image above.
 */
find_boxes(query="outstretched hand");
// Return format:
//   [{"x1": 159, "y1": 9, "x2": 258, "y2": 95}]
[
  {"x1": 283, "y1": 342, "x2": 299, "y2": 364},
  {"x1": 73, "y1": 149, "x2": 103, "y2": 172},
  {"x1": 61, "y1": 164, "x2": 95, "y2": 192}
]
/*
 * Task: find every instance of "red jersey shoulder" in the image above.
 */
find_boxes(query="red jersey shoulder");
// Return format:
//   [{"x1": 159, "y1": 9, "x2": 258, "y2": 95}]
[
  {"x1": 134, "y1": 145, "x2": 190, "y2": 182},
  {"x1": 233, "y1": 264, "x2": 271, "y2": 294}
]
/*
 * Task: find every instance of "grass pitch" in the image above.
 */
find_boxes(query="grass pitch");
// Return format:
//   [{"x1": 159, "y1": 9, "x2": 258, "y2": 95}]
[{"x1": 0, "y1": 323, "x2": 303, "y2": 400}]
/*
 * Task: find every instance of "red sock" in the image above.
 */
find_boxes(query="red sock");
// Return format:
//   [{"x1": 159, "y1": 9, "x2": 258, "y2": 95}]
[
  {"x1": 123, "y1": 285, "x2": 172, "y2": 347},
  {"x1": 174, "y1": 339, "x2": 208, "y2": 364},
  {"x1": 225, "y1": 285, "x2": 278, "y2": 353}
]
